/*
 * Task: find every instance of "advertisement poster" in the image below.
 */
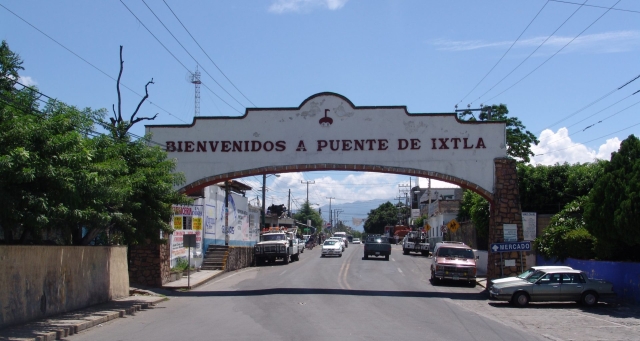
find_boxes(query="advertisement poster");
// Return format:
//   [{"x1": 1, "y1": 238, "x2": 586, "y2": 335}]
[
  {"x1": 522, "y1": 212, "x2": 537, "y2": 241},
  {"x1": 170, "y1": 205, "x2": 203, "y2": 260},
  {"x1": 204, "y1": 204, "x2": 217, "y2": 236}
]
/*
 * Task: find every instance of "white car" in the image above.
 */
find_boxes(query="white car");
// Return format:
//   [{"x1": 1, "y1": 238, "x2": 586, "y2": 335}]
[
  {"x1": 321, "y1": 240, "x2": 343, "y2": 257},
  {"x1": 490, "y1": 266, "x2": 573, "y2": 286},
  {"x1": 352, "y1": 238, "x2": 361, "y2": 244},
  {"x1": 328, "y1": 237, "x2": 345, "y2": 251}
]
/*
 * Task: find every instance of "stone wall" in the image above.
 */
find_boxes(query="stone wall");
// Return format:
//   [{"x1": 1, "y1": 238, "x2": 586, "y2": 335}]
[
  {"x1": 128, "y1": 242, "x2": 170, "y2": 287},
  {"x1": 226, "y1": 247, "x2": 254, "y2": 271},
  {"x1": 450, "y1": 221, "x2": 477, "y2": 250},
  {"x1": 487, "y1": 158, "x2": 526, "y2": 280},
  {"x1": 0, "y1": 246, "x2": 129, "y2": 329}
]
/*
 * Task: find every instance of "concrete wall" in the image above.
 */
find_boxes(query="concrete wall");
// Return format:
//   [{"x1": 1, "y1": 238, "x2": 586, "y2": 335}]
[
  {"x1": 536, "y1": 255, "x2": 640, "y2": 304},
  {"x1": 0, "y1": 246, "x2": 129, "y2": 329}
]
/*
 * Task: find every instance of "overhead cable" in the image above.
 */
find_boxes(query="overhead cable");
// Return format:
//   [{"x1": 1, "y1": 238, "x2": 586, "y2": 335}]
[
  {"x1": 481, "y1": 0, "x2": 622, "y2": 104},
  {"x1": 162, "y1": 0, "x2": 256, "y2": 107},
  {"x1": 0, "y1": 3, "x2": 188, "y2": 124},
  {"x1": 457, "y1": 0, "x2": 550, "y2": 106}
]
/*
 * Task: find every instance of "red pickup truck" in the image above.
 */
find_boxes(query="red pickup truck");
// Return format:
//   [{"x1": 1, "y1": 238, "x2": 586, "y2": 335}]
[{"x1": 363, "y1": 235, "x2": 391, "y2": 261}]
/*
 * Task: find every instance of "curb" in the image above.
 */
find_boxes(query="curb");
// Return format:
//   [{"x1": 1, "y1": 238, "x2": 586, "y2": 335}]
[{"x1": 0, "y1": 297, "x2": 166, "y2": 341}]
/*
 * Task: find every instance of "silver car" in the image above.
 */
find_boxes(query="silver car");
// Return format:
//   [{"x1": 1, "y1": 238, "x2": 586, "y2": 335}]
[
  {"x1": 489, "y1": 269, "x2": 616, "y2": 307},
  {"x1": 490, "y1": 265, "x2": 573, "y2": 287}
]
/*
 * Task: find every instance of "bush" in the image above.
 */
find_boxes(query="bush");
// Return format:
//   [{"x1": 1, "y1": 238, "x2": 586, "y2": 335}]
[
  {"x1": 534, "y1": 197, "x2": 596, "y2": 262},
  {"x1": 564, "y1": 227, "x2": 596, "y2": 260},
  {"x1": 172, "y1": 257, "x2": 189, "y2": 272}
]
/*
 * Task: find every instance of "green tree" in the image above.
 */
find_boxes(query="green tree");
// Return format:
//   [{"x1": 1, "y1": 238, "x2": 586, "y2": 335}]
[
  {"x1": 0, "y1": 40, "x2": 23, "y2": 91},
  {"x1": 293, "y1": 201, "x2": 323, "y2": 235},
  {"x1": 364, "y1": 201, "x2": 398, "y2": 234},
  {"x1": 535, "y1": 197, "x2": 596, "y2": 262},
  {"x1": 457, "y1": 104, "x2": 539, "y2": 163},
  {"x1": 518, "y1": 162, "x2": 604, "y2": 214},
  {"x1": 457, "y1": 190, "x2": 490, "y2": 239},
  {"x1": 0, "y1": 41, "x2": 188, "y2": 245},
  {"x1": 584, "y1": 134, "x2": 640, "y2": 261}
]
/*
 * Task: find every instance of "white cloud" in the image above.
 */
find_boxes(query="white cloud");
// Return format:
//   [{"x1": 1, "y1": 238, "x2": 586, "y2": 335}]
[
  {"x1": 268, "y1": 0, "x2": 348, "y2": 13},
  {"x1": 530, "y1": 127, "x2": 620, "y2": 165},
  {"x1": 18, "y1": 76, "x2": 37, "y2": 87},
  {"x1": 433, "y1": 30, "x2": 640, "y2": 53}
]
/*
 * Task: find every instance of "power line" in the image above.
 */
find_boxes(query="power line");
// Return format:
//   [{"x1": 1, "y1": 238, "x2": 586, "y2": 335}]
[
  {"x1": 539, "y1": 76, "x2": 634, "y2": 134},
  {"x1": 549, "y1": 0, "x2": 640, "y2": 14},
  {"x1": 140, "y1": 0, "x2": 248, "y2": 112},
  {"x1": 0, "y1": 3, "x2": 187, "y2": 124},
  {"x1": 457, "y1": 0, "x2": 550, "y2": 106},
  {"x1": 536, "y1": 121, "x2": 640, "y2": 156},
  {"x1": 11, "y1": 81, "x2": 168, "y2": 147},
  {"x1": 470, "y1": 0, "x2": 589, "y2": 105},
  {"x1": 162, "y1": 0, "x2": 256, "y2": 107},
  {"x1": 482, "y1": 0, "x2": 622, "y2": 104}
]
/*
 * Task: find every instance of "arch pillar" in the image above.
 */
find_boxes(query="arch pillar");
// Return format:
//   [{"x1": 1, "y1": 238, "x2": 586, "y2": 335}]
[{"x1": 487, "y1": 158, "x2": 526, "y2": 280}]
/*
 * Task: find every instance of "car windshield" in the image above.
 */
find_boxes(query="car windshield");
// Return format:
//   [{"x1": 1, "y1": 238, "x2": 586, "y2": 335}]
[
  {"x1": 262, "y1": 234, "x2": 285, "y2": 241},
  {"x1": 437, "y1": 247, "x2": 474, "y2": 259},
  {"x1": 526, "y1": 270, "x2": 546, "y2": 283},
  {"x1": 516, "y1": 268, "x2": 536, "y2": 279},
  {"x1": 367, "y1": 237, "x2": 384, "y2": 243},
  {"x1": 324, "y1": 240, "x2": 337, "y2": 246}
]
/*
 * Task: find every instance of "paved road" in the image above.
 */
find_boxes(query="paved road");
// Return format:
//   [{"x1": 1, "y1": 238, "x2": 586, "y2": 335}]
[{"x1": 70, "y1": 244, "x2": 639, "y2": 341}]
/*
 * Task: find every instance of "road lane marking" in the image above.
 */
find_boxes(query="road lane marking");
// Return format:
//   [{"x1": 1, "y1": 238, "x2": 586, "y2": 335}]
[
  {"x1": 280, "y1": 270, "x2": 287, "y2": 276},
  {"x1": 398, "y1": 268, "x2": 403, "y2": 273}
]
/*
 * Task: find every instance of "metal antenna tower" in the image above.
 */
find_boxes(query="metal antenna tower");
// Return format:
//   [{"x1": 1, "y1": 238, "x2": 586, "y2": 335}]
[{"x1": 188, "y1": 66, "x2": 202, "y2": 117}]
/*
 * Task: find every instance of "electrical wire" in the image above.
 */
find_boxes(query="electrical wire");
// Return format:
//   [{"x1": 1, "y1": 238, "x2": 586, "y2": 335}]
[
  {"x1": 141, "y1": 0, "x2": 248, "y2": 111},
  {"x1": 482, "y1": 0, "x2": 622, "y2": 104},
  {"x1": 162, "y1": 0, "x2": 256, "y2": 107},
  {"x1": 549, "y1": 0, "x2": 640, "y2": 14},
  {"x1": 470, "y1": 0, "x2": 589, "y2": 105},
  {"x1": 457, "y1": 0, "x2": 550, "y2": 106},
  {"x1": 0, "y1": 3, "x2": 188, "y2": 124},
  {"x1": 536, "y1": 121, "x2": 640, "y2": 156}
]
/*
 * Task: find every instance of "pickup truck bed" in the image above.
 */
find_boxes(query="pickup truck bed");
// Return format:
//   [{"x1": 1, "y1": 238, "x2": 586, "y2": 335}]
[{"x1": 364, "y1": 236, "x2": 391, "y2": 261}]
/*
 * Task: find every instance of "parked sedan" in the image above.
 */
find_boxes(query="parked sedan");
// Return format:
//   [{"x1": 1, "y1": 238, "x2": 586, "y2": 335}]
[
  {"x1": 489, "y1": 269, "x2": 616, "y2": 307},
  {"x1": 490, "y1": 265, "x2": 573, "y2": 287},
  {"x1": 321, "y1": 240, "x2": 343, "y2": 257}
]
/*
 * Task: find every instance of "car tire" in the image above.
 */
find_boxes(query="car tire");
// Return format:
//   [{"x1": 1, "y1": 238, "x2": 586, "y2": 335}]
[
  {"x1": 468, "y1": 281, "x2": 476, "y2": 288},
  {"x1": 339, "y1": 253, "x2": 342, "y2": 257},
  {"x1": 321, "y1": 254, "x2": 325, "y2": 257},
  {"x1": 364, "y1": 254, "x2": 368, "y2": 259},
  {"x1": 421, "y1": 251, "x2": 428, "y2": 256},
  {"x1": 581, "y1": 291, "x2": 599, "y2": 306},
  {"x1": 283, "y1": 255, "x2": 290, "y2": 264},
  {"x1": 385, "y1": 254, "x2": 389, "y2": 261},
  {"x1": 403, "y1": 249, "x2": 409, "y2": 255},
  {"x1": 513, "y1": 292, "x2": 529, "y2": 307}
]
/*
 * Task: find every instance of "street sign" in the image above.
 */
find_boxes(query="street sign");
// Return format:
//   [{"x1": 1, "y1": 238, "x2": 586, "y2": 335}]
[
  {"x1": 424, "y1": 223, "x2": 431, "y2": 231},
  {"x1": 183, "y1": 234, "x2": 197, "y2": 248},
  {"x1": 447, "y1": 219, "x2": 460, "y2": 233},
  {"x1": 490, "y1": 241, "x2": 531, "y2": 253}
]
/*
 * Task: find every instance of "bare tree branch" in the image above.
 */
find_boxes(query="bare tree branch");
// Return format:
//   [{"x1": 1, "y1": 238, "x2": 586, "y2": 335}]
[
  {"x1": 131, "y1": 113, "x2": 158, "y2": 125},
  {"x1": 116, "y1": 45, "x2": 124, "y2": 123},
  {"x1": 129, "y1": 78, "x2": 154, "y2": 123}
]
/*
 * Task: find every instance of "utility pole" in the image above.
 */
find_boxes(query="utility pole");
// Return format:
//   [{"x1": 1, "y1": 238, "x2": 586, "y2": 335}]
[
  {"x1": 225, "y1": 181, "x2": 230, "y2": 246},
  {"x1": 334, "y1": 209, "x2": 343, "y2": 231},
  {"x1": 301, "y1": 180, "x2": 315, "y2": 203},
  {"x1": 399, "y1": 182, "x2": 410, "y2": 225},
  {"x1": 288, "y1": 189, "x2": 291, "y2": 217},
  {"x1": 326, "y1": 197, "x2": 335, "y2": 232}
]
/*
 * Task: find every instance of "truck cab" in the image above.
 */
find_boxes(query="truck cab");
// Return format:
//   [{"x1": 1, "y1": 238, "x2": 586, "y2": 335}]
[
  {"x1": 254, "y1": 227, "x2": 301, "y2": 265},
  {"x1": 402, "y1": 231, "x2": 430, "y2": 256}
]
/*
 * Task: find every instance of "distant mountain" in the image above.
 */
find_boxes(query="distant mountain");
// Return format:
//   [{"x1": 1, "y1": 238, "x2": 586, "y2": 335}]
[{"x1": 317, "y1": 198, "x2": 399, "y2": 232}]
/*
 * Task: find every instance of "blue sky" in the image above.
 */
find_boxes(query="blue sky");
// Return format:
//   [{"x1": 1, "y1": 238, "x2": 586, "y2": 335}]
[{"x1": 2, "y1": 0, "x2": 639, "y2": 230}]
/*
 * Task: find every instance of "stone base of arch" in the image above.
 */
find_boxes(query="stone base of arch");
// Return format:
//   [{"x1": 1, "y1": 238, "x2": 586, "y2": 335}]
[{"x1": 487, "y1": 158, "x2": 526, "y2": 280}]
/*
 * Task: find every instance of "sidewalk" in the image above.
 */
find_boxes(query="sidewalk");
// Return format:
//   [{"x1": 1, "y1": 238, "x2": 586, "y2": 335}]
[
  {"x1": 161, "y1": 269, "x2": 224, "y2": 290},
  {"x1": 0, "y1": 271, "x2": 225, "y2": 341},
  {"x1": 0, "y1": 293, "x2": 166, "y2": 341}
]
